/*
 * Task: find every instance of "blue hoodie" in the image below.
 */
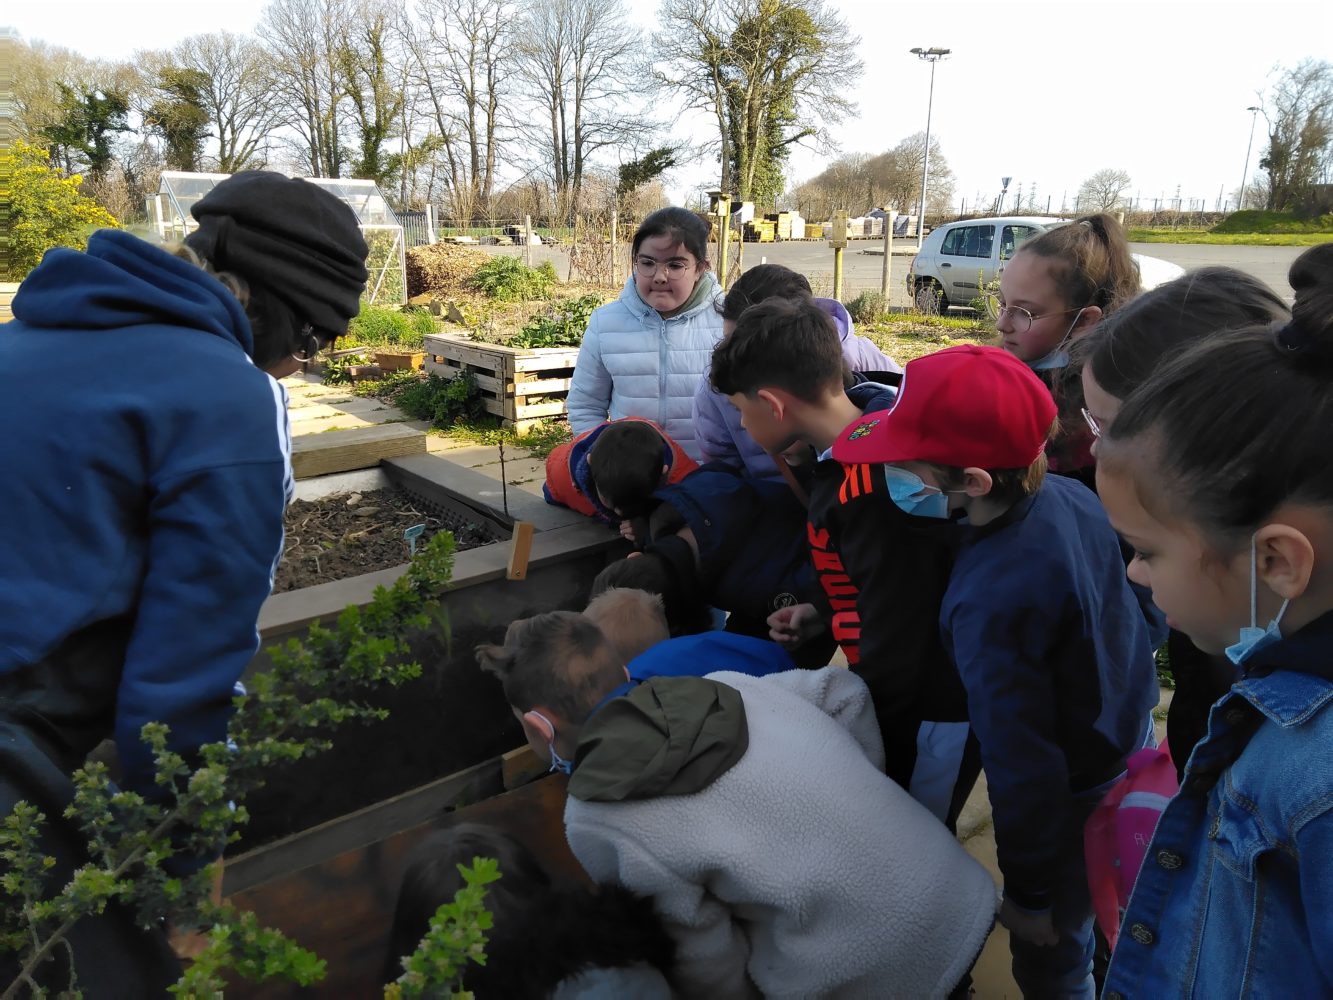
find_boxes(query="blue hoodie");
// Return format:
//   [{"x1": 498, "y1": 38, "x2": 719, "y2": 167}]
[{"x1": 0, "y1": 230, "x2": 292, "y2": 800}]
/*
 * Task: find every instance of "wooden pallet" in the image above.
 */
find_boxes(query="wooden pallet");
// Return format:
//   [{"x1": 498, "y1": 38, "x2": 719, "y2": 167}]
[{"x1": 423, "y1": 333, "x2": 580, "y2": 434}]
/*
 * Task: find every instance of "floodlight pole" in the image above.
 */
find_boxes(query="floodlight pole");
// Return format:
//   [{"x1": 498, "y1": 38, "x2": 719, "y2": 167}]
[
  {"x1": 1239, "y1": 106, "x2": 1261, "y2": 211},
  {"x1": 911, "y1": 47, "x2": 951, "y2": 248}
]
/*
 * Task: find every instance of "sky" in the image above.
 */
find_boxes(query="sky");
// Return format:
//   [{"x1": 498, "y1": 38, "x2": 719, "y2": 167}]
[{"x1": 8, "y1": 0, "x2": 1333, "y2": 212}]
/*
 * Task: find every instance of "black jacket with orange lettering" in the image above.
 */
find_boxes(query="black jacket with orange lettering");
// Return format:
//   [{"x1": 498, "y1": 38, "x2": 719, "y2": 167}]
[{"x1": 806, "y1": 383, "x2": 968, "y2": 789}]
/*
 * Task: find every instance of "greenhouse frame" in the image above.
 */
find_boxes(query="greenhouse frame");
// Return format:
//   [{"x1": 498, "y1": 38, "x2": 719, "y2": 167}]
[{"x1": 151, "y1": 171, "x2": 407, "y2": 304}]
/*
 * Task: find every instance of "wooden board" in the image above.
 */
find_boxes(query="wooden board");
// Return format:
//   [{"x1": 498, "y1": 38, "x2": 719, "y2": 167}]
[
  {"x1": 0, "y1": 283, "x2": 17, "y2": 324},
  {"x1": 290, "y1": 423, "x2": 426, "y2": 479},
  {"x1": 423, "y1": 333, "x2": 579, "y2": 429}
]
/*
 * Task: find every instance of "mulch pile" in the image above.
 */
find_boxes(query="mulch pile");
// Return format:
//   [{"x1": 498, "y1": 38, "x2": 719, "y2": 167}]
[
  {"x1": 405, "y1": 243, "x2": 492, "y2": 298},
  {"x1": 273, "y1": 486, "x2": 496, "y2": 592}
]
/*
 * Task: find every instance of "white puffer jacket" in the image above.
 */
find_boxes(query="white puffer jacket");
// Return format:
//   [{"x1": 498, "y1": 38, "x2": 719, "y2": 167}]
[{"x1": 566, "y1": 274, "x2": 724, "y2": 461}]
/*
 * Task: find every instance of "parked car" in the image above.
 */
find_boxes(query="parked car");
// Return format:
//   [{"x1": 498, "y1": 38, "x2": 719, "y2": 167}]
[{"x1": 907, "y1": 216, "x2": 1184, "y2": 313}]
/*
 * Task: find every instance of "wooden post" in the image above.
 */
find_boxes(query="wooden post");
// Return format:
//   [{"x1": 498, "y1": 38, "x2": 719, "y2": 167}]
[
  {"x1": 524, "y1": 214, "x2": 533, "y2": 268},
  {"x1": 830, "y1": 210, "x2": 848, "y2": 302},
  {"x1": 610, "y1": 210, "x2": 618, "y2": 286},
  {"x1": 569, "y1": 216, "x2": 578, "y2": 282},
  {"x1": 880, "y1": 210, "x2": 892, "y2": 296},
  {"x1": 506, "y1": 521, "x2": 535, "y2": 580},
  {"x1": 716, "y1": 194, "x2": 731, "y2": 289}
]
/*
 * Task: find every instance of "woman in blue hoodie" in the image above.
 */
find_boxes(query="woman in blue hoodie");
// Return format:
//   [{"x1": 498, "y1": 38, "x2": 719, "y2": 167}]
[
  {"x1": 0, "y1": 171, "x2": 368, "y2": 992},
  {"x1": 1097, "y1": 244, "x2": 1333, "y2": 996}
]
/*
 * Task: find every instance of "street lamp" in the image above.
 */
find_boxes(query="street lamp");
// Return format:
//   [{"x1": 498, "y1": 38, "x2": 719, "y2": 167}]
[
  {"x1": 1239, "y1": 105, "x2": 1261, "y2": 211},
  {"x1": 910, "y1": 46, "x2": 951, "y2": 248}
]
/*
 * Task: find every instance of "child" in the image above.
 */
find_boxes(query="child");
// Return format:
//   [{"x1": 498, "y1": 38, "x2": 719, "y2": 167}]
[
  {"x1": 992, "y1": 214, "x2": 1141, "y2": 487},
  {"x1": 543, "y1": 416, "x2": 696, "y2": 523},
  {"x1": 1096, "y1": 244, "x2": 1333, "y2": 996},
  {"x1": 709, "y1": 298, "x2": 972, "y2": 824},
  {"x1": 693, "y1": 263, "x2": 900, "y2": 481},
  {"x1": 1080, "y1": 267, "x2": 1290, "y2": 779},
  {"x1": 585, "y1": 586, "x2": 797, "y2": 678},
  {"x1": 477, "y1": 611, "x2": 998, "y2": 999},
  {"x1": 567, "y1": 208, "x2": 723, "y2": 462},
  {"x1": 383, "y1": 822, "x2": 674, "y2": 997},
  {"x1": 591, "y1": 461, "x2": 833, "y2": 663},
  {"x1": 834, "y1": 344, "x2": 1159, "y2": 996}
]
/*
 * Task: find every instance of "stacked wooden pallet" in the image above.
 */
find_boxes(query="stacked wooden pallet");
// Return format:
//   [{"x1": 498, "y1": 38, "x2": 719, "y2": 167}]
[{"x1": 424, "y1": 333, "x2": 579, "y2": 434}]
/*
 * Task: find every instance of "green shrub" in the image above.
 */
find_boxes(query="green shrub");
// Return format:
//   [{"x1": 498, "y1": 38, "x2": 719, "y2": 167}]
[
  {"x1": 509, "y1": 294, "x2": 602, "y2": 348},
  {"x1": 348, "y1": 305, "x2": 421, "y2": 347},
  {"x1": 1212, "y1": 210, "x2": 1333, "y2": 234},
  {"x1": 469, "y1": 256, "x2": 557, "y2": 301},
  {"x1": 396, "y1": 372, "x2": 486, "y2": 427},
  {"x1": 323, "y1": 350, "x2": 371, "y2": 385},
  {"x1": 406, "y1": 308, "x2": 439, "y2": 338},
  {"x1": 847, "y1": 290, "x2": 890, "y2": 325}
]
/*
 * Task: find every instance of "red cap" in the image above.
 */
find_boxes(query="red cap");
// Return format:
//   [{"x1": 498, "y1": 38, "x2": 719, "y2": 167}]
[{"x1": 833, "y1": 345, "x2": 1057, "y2": 468}]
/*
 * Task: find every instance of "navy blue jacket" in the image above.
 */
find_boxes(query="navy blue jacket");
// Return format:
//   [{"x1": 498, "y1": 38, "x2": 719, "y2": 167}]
[
  {"x1": 651, "y1": 464, "x2": 822, "y2": 624},
  {"x1": 940, "y1": 473, "x2": 1158, "y2": 909},
  {"x1": 0, "y1": 230, "x2": 291, "y2": 802}
]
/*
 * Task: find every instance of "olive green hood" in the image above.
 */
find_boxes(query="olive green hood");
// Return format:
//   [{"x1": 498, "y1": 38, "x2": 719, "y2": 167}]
[{"x1": 567, "y1": 676, "x2": 749, "y2": 803}]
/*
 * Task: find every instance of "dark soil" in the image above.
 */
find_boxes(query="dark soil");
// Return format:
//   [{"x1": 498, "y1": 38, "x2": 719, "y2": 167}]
[{"x1": 274, "y1": 486, "x2": 497, "y2": 591}]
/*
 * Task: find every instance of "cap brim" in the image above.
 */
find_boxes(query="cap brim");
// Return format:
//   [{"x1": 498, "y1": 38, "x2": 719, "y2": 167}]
[{"x1": 833, "y1": 412, "x2": 914, "y2": 465}]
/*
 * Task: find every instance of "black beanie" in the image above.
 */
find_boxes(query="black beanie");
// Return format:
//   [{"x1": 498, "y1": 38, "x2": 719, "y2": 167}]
[{"x1": 186, "y1": 171, "x2": 370, "y2": 335}]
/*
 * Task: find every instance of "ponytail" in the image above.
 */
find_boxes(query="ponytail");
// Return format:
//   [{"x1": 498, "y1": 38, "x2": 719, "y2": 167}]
[
  {"x1": 1099, "y1": 242, "x2": 1333, "y2": 549},
  {"x1": 1018, "y1": 213, "x2": 1141, "y2": 315}
]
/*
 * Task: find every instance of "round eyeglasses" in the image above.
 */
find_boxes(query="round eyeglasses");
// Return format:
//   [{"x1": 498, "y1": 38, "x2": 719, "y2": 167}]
[
  {"x1": 1081, "y1": 407, "x2": 1103, "y2": 438},
  {"x1": 633, "y1": 256, "x2": 694, "y2": 279},
  {"x1": 984, "y1": 294, "x2": 1083, "y2": 335}
]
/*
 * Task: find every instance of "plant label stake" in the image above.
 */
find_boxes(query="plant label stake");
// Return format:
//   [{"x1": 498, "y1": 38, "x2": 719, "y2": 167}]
[
  {"x1": 507, "y1": 521, "x2": 535, "y2": 580},
  {"x1": 404, "y1": 523, "x2": 426, "y2": 556},
  {"x1": 498, "y1": 440, "x2": 509, "y2": 516}
]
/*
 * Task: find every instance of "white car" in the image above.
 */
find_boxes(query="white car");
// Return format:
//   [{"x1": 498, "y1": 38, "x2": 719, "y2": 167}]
[{"x1": 907, "y1": 216, "x2": 1184, "y2": 312}]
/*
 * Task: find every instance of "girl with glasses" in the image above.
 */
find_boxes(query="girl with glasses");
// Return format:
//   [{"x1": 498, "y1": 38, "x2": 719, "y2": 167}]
[{"x1": 566, "y1": 208, "x2": 724, "y2": 462}]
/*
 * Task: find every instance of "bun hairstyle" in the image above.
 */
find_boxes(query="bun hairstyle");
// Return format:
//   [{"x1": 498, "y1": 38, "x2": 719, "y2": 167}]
[
  {"x1": 1099, "y1": 243, "x2": 1333, "y2": 548},
  {"x1": 631, "y1": 206, "x2": 712, "y2": 266},
  {"x1": 1083, "y1": 267, "x2": 1290, "y2": 400},
  {"x1": 1017, "y1": 213, "x2": 1141, "y2": 314}
]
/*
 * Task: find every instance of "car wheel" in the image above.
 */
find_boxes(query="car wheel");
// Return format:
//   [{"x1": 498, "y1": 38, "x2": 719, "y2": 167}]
[{"x1": 915, "y1": 282, "x2": 947, "y2": 315}]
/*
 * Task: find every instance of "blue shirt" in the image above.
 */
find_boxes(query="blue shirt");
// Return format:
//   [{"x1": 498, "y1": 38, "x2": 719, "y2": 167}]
[
  {"x1": 628, "y1": 632, "x2": 796, "y2": 683},
  {"x1": 1104, "y1": 612, "x2": 1333, "y2": 997},
  {"x1": 940, "y1": 474, "x2": 1159, "y2": 909}
]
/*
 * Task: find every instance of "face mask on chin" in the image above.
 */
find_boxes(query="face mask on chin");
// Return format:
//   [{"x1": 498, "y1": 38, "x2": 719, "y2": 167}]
[
  {"x1": 1027, "y1": 308, "x2": 1086, "y2": 372},
  {"x1": 1224, "y1": 533, "x2": 1291, "y2": 667}
]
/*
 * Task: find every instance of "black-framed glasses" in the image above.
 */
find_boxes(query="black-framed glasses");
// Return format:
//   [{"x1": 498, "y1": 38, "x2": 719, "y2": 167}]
[
  {"x1": 633, "y1": 256, "x2": 694, "y2": 278},
  {"x1": 1081, "y1": 407, "x2": 1103, "y2": 438},
  {"x1": 984, "y1": 294, "x2": 1083, "y2": 335}
]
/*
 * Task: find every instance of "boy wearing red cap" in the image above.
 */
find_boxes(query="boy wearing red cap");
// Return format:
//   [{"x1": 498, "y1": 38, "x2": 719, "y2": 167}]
[
  {"x1": 708, "y1": 298, "x2": 974, "y2": 826},
  {"x1": 834, "y1": 344, "x2": 1158, "y2": 998}
]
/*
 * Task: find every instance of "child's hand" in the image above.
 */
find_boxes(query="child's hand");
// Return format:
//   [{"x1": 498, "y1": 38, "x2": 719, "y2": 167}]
[
  {"x1": 619, "y1": 519, "x2": 637, "y2": 543},
  {"x1": 999, "y1": 897, "x2": 1058, "y2": 947},
  {"x1": 767, "y1": 603, "x2": 826, "y2": 646}
]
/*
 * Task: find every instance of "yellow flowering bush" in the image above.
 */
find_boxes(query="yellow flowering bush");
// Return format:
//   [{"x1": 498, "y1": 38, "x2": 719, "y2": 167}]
[{"x1": 9, "y1": 139, "x2": 118, "y2": 279}]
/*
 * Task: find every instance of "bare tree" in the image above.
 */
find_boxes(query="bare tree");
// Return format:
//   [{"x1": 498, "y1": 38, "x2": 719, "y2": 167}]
[
  {"x1": 1257, "y1": 59, "x2": 1333, "y2": 212},
  {"x1": 788, "y1": 133, "x2": 954, "y2": 220},
  {"x1": 513, "y1": 0, "x2": 651, "y2": 220},
  {"x1": 654, "y1": 0, "x2": 861, "y2": 204},
  {"x1": 1077, "y1": 168, "x2": 1133, "y2": 212},
  {"x1": 169, "y1": 32, "x2": 284, "y2": 172},
  {"x1": 410, "y1": 0, "x2": 512, "y2": 220},
  {"x1": 262, "y1": 0, "x2": 352, "y2": 176},
  {"x1": 338, "y1": 0, "x2": 407, "y2": 187}
]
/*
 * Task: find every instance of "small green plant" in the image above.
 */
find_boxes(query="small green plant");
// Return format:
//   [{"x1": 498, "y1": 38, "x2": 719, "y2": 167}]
[
  {"x1": 846, "y1": 291, "x2": 890, "y2": 325},
  {"x1": 396, "y1": 372, "x2": 486, "y2": 428},
  {"x1": 1155, "y1": 642, "x2": 1175, "y2": 690},
  {"x1": 509, "y1": 294, "x2": 602, "y2": 348},
  {"x1": 323, "y1": 350, "x2": 371, "y2": 385},
  {"x1": 469, "y1": 257, "x2": 557, "y2": 302},
  {"x1": 1, "y1": 533, "x2": 461, "y2": 997},
  {"x1": 969, "y1": 272, "x2": 1002, "y2": 317},
  {"x1": 349, "y1": 305, "x2": 415, "y2": 347},
  {"x1": 384, "y1": 857, "x2": 500, "y2": 999},
  {"x1": 406, "y1": 309, "x2": 439, "y2": 340},
  {"x1": 353, "y1": 369, "x2": 426, "y2": 400}
]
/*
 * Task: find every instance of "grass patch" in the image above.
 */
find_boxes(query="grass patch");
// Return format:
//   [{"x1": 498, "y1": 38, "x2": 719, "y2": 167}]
[
  {"x1": 430, "y1": 418, "x2": 572, "y2": 460},
  {"x1": 1212, "y1": 210, "x2": 1333, "y2": 234},
  {"x1": 1128, "y1": 228, "x2": 1331, "y2": 246},
  {"x1": 861, "y1": 311, "x2": 994, "y2": 363}
]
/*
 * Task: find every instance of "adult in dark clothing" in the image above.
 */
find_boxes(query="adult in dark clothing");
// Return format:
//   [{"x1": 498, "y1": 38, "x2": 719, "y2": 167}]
[{"x1": 0, "y1": 171, "x2": 368, "y2": 992}]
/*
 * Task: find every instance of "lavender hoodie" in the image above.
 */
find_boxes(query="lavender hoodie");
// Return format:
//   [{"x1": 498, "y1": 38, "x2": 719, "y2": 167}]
[{"x1": 692, "y1": 298, "x2": 901, "y2": 481}]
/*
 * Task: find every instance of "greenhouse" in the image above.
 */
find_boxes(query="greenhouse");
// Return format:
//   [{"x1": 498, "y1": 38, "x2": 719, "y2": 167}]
[{"x1": 151, "y1": 171, "x2": 407, "y2": 304}]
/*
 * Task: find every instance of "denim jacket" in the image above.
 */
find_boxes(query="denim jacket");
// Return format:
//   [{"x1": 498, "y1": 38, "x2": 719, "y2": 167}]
[{"x1": 1103, "y1": 611, "x2": 1333, "y2": 998}]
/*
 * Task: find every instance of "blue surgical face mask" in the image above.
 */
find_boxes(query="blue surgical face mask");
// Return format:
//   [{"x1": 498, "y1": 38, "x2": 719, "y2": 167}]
[
  {"x1": 1224, "y1": 534, "x2": 1291, "y2": 666},
  {"x1": 530, "y1": 711, "x2": 575, "y2": 775},
  {"x1": 1028, "y1": 309, "x2": 1085, "y2": 372},
  {"x1": 885, "y1": 466, "x2": 956, "y2": 520}
]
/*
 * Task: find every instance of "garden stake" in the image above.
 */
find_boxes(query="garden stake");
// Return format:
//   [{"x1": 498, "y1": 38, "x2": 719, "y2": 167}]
[
  {"x1": 404, "y1": 523, "x2": 426, "y2": 556},
  {"x1": 499, "y1": 441, "x2": 509, "y2": 516},
  {"x1": 507, "y1": 521, "x2": 535, "y2": 580}
]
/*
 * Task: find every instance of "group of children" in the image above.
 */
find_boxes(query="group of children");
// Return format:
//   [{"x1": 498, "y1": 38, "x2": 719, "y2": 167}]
[{"x1": 389, "y1": 204, "x2": 1333, "y2": 998}]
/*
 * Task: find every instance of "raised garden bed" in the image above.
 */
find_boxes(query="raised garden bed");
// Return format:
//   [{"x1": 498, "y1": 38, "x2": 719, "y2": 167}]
[
  {"x1": 274, "y1": 485, "x2": 496, "y2": 592},
  {"x1": 424, "y1": 331, "x2": 578, "y2": 434},
  {"x1": 235, "y1": 454, "x2": 625, "y2": 851}
]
